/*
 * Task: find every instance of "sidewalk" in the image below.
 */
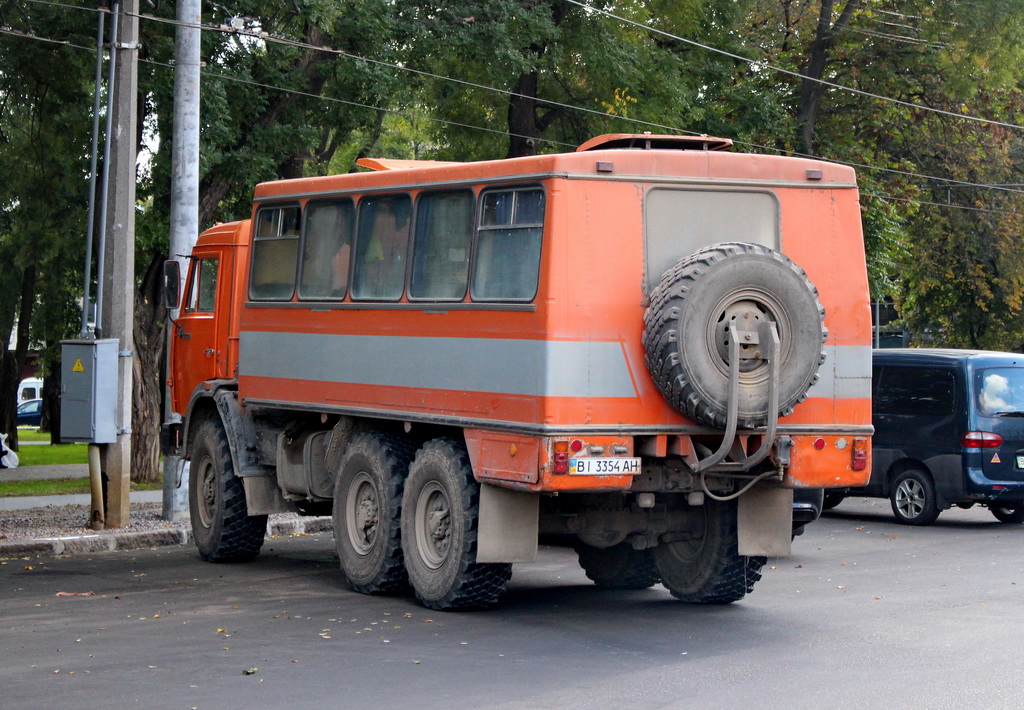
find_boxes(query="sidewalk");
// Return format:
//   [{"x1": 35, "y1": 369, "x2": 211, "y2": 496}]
[{"x1": 0, "y1": 463, "x2": 332, "y2": 556}]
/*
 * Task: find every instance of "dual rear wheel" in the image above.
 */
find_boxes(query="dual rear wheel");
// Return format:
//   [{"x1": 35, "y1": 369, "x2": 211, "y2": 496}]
[{"x1": 333, "y1": 434, "x2": 511, "y2": 610}]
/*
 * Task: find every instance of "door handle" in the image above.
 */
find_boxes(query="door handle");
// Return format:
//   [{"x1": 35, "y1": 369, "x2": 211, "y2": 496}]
[{"x1": 204, "y1": 349, "x2": 215, "y2": 356}]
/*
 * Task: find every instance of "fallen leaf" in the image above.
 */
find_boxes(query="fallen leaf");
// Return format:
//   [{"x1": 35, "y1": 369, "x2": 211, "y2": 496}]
[{"x1": 242, "y1": 667, "x2": 258, "y2": 675}]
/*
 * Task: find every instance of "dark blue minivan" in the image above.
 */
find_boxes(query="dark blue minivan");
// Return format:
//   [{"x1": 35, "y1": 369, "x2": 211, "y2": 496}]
[{"x1": 825, "y1": 349, "x2": 1024, "y2": 525}]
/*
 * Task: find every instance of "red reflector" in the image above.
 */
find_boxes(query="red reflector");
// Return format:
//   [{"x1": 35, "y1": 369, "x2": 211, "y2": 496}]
[
  {"x1": 813, "y1": 438, "x2": 826, "y2": 450},
  {"x1": 962, "y1": 431, "x2": 1003, "y2": 449},
  {"x1": 570, "y1": 439, "x2": 584, "y2": 453}
]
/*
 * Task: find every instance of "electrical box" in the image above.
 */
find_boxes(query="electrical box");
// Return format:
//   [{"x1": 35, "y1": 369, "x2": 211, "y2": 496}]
[{"x1": 61, "y1": 339, "x2": 119, "y2": 443}]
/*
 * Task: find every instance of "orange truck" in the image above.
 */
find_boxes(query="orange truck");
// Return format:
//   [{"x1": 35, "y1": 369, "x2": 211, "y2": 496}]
[{"x1": 163, "y1": 134, "x2": 872, "y2": 610}]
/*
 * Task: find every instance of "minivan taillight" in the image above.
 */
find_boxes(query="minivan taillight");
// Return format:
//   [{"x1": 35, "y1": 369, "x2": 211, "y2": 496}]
[{"x1": 962, "y1": 431, "x2": 1003, "y2": 449}]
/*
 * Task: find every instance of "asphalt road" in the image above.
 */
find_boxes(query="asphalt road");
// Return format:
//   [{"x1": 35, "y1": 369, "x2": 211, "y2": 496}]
[{"x1": 1, "y1": 497, "x2": 1022, "y2": 710}]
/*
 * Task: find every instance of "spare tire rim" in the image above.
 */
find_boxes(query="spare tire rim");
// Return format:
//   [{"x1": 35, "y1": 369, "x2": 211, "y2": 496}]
[{"x1": 706, "y1": 288, "x2": 792, "y2": 381}]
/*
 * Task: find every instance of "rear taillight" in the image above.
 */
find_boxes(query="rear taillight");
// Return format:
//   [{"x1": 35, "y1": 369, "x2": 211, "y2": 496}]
[
  {"x1": 553, "y1": 440, "x2": 570, "y2": 473},
  {"x1": 852, "y1": 437, "x2": 868, "y2": 471},
  {"x1": 962, "y1": 431, "x2": 1003, "y2": 449}
]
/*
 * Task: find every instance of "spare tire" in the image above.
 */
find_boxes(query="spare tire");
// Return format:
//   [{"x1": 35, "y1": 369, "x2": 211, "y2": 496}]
[{"x1": 643, "y1": 242, "x2": 826, "y2": 429}]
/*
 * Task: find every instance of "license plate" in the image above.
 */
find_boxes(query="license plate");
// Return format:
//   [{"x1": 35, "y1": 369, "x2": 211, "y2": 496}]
[
  {"x1": 1016, "y1": 456, "x2": 1024, "y2": 469},
  {"x1": 570, "y1": 457, "x2": 642, "y2": 475}
]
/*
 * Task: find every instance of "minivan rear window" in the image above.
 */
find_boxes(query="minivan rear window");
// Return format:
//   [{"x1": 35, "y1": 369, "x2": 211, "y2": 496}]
[{"x1": 976, "y1": 367, "x2": 1024, "y2": 416}]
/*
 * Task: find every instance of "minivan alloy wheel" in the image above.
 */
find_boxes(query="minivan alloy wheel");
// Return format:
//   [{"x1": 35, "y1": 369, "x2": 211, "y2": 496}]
[{"x1": 889, "y1": 469, "x2": 940, "y2": 525}]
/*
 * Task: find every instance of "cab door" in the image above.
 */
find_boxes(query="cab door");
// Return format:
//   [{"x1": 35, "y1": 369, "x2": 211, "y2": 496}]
[{"x1": 170, "y1": 250, "x2": 228, "y2": 414}]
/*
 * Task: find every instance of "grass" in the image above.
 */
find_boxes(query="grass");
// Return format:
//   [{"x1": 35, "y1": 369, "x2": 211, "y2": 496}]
[
  {"x1": 16, "y1": 428, "x2": 52, "y2": 443},
  {"x1": 0, "y1": 477, "x2": 163, "y2": 497},
  {"x1": 11, "y1": 441, "x2": 90, "y2": 467}
]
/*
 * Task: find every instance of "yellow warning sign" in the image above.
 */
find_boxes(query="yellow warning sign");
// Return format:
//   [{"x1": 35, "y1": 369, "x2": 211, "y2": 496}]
[
  {"x1": 992, "y1": 453, "x2": 1001, "y2": 464},
  {"x1": 72, "y1": 358, "x2": 85, "y2": 373}
]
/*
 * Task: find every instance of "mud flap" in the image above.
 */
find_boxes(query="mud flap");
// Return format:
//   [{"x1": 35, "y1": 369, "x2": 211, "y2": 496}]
[
  {"x1": 243, "y1": 476, "x2": 299, "y2": 516},
  {"x1": 738, "y1": 485, "x2": 793, "y2": 557},
  {"x1": 476, "y1": 483, "x2": 538, "y2": 563}
]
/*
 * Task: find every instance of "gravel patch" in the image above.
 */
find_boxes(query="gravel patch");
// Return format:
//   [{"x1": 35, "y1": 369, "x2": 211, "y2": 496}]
[
  {"x1": 0, "y1": 502, "x2": 331, "y2": 547},
  {"x1": 0, "y1": 502, "x2": 187, "y2": 542}
]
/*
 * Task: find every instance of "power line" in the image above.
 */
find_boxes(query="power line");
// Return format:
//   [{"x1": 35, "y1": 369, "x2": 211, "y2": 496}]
[
  {"x1": 2, "y1": 14, "x2": 1022, "y2": 206},
  {"x1": 19, "y1": 0, "x2": 1018, "y2": 135},
  {"x1": 863, "y1": 192, "x2": 1021, "y2": 216},
  {"x1": 565, "y1": 0, "x2": 1024, "y2": 133},
  {"x1": 116, "y1": 5, "x2": 1024, "y2": 197}
]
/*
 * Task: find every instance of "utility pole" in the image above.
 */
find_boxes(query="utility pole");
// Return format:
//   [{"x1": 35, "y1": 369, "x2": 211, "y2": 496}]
[
  {"x1": 101, "y1": 0, "x2": 139, "y2": 529},
  {"x1": 163, "y1": 0, "x2": 201, "y2": 521}
]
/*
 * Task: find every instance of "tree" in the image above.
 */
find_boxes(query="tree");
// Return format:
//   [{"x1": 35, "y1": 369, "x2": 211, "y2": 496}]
[{"x1": 0, "y1": 2, "x2": 95, "y2": 448}]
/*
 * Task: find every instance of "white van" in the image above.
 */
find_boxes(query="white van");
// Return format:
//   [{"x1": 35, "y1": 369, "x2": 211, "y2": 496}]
[{"x1": 18, "y1": 377, "x2": 42, "y2": 402}]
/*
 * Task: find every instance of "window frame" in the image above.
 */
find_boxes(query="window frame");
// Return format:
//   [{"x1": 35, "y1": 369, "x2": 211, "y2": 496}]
[
  {"x1": 470, "y1": 184, "x2": 545, "y2": 304},
  {"x1": 408, "y1": 188, "x2": 475, "y2": 303},
  {"x1": 296, "y1": 197, "x2": 356, "y2": 302},
  {"x1": 350, "y1": 193, "x2": 414, "y2": 303},
  {"x1": 249, "y1": 203, "x2": 302, "y2": 302}
]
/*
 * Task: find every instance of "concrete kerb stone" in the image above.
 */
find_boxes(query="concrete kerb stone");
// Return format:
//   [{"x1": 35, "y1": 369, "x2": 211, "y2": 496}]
[{"x1": 0, "y1": 517, "x2": 333, "y2": 558}]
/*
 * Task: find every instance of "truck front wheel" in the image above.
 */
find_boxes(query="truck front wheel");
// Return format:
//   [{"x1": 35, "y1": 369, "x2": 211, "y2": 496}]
[
  {"x1": 190, "y1": 419, "x2": 267, "y2": 562},
  {"x1": 653, "y1": 498, "x2": 765, "y2": 603},
  {"x1": 401, "y1": 438, "x2": 512, "y2": 610},
  {"x1": 333, "y1": 432, "x2": 414, "y2": 594}
]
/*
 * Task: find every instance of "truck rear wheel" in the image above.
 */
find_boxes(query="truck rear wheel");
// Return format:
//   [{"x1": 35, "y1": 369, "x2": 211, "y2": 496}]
[
  {"x1": 575, "y1": 542, "x2": 661, "y2": 590},
  {"x1": 333, "y1": 432, "x2": 415, "y2": 594},
  {"x1": 401, "y1": 438, "x2": 512, "y2": 610},
  {"x1": 653, "y1": 499, "x2": 765, "y2": 604},
  {"x1": 643, "y1": 242, "x2": 826, "y2": 429},
  {"x1": 190, "y1": 419, "x2": 267, "y2": 562}
]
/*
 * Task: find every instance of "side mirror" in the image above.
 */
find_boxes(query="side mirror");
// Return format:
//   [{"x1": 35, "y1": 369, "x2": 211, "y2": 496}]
[{"x1": 162, "y1": 260, "x2": 181, "y2": 310}]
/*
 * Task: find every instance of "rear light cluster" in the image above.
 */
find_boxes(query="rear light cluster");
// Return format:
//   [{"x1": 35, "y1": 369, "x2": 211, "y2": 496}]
[
  {"x1": 962, "y1": 431, "x2": 1003, "y2": 449},
  {"x1": 554, "y1": 440, "x2": 570, "y2": 474},
  {"x1": 852, "y1": 437, "x2": 868, "y2": 471}
]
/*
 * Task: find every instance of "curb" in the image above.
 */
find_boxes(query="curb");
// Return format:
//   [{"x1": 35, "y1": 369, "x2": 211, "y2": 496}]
[{"x1": 0, "y1": 517, "x2": 333, "y2": 558}]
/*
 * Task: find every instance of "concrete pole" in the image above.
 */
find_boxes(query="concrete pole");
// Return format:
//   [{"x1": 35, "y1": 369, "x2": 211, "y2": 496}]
[
  {"x1": 163, "y1": 0, "x2": 202, "y2": 521},
  {"x1": 101, "y1": 0, "x2": 139, "y2": 529}
]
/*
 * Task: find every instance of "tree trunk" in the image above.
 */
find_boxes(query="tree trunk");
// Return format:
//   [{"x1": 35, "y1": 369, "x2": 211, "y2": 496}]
[
  {"x1": 795, "y1": 0, "x2": 860, "y2": 155},
  {"x1": 0, "y1": 348, "x2": 17, "y2": 451},
  {"x1": 43, "y1": 357, "x2": 61, "y2": 444},
  {"x1": 130, "y1": 253, "x2": 167, "y2": 483},
  {"x1": 506, "y1": 71, "x2": 542, "y2": 158}
]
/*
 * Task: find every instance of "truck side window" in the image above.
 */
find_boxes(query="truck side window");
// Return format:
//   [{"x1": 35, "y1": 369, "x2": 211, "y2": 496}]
[
  {"x1": 874, "y1": 367, "x2": 955, "y2": 416},
  {"x1": 410, "y1": 190, "x2": 473, "y2": 301},
  {"x1": 472, "y1": 186, "x2": 544, "y2": 301},
  {"x1": 250, "y1": 205, "x2": 301, "y2": 300},
  {"x1": 185, "y1": 258, "x2": 218, "y2": 313},
  {"x1": 196, "y1": 258, "x2": 218, "y2": 312},
  {"x1": 299, "y1": 199, "x2": 354, "y2": 300},
  {"x1": 352, "y1": 195, "x2": 412, "y2": 301}
]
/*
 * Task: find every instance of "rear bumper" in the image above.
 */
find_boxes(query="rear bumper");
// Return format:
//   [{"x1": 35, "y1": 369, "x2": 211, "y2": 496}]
[{"x1": 964, "y1": 466, "x2": 1024, "y2": 502}]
